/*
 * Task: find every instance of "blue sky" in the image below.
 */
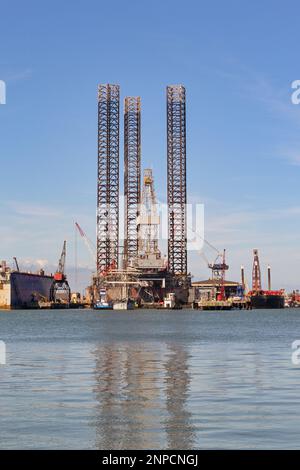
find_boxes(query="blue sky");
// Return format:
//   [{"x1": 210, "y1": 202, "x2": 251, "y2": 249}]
[{"x1": 1, "y1": 0, "x2": 300, "y2": 291}]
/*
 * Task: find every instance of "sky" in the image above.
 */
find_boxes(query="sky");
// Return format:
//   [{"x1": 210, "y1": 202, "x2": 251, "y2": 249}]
[{"x1": 0, "y1": 0, "x2": 300, "y2": 292}]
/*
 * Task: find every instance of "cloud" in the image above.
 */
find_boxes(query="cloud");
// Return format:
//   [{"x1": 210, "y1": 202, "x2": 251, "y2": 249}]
[
  {"x1": 7, "y1": 201, "x2": 63, "y2": 218},
  {"x1": 6, "y1": 69, "x2": 32, "y2": 82},
  {"x1": 279, "y1": 150, "x2": 300, "y2": 166}
]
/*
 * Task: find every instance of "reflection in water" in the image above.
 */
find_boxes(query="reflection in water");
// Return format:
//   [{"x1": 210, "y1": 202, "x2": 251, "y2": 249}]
[
  {"x1": 92, "y1": 342, "x2": 195, "y2": 449},
  {"x1": 163, "y1": 344, "x2": 195, "y2": 449},
  {"x1": 2, "y1": 309, "x2": 300, "y2": 449}
]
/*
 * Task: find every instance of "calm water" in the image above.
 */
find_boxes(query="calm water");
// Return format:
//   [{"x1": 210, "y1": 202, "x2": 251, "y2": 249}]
[{"x1": 0, "y1": 308, "x2": 300, "y2": 449}]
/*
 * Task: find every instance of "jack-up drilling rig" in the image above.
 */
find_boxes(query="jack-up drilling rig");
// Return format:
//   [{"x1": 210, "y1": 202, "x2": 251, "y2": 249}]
[{"x1": 92, "y1": 84, "x2": 191, "y2": 307}]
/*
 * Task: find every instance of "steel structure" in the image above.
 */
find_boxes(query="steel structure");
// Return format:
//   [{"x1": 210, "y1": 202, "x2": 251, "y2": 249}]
[
  {"x1": 252, "y1": 249, "x2": 262, "y2": 291},
  {"x1": 139, "y1": 169, "x2": 161, "y2": 258},
  {"x1": 124, "y1": 97, "x2": 141, "y2": 268},
  {"x1": 167, "y1": 85, "x2": 187, "y2": 275},
  {"x1": 97, "y1": 84, "x2": 120, "y2": 276}
]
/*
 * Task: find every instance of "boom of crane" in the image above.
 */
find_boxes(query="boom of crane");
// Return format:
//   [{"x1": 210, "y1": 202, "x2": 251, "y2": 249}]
[
  {"x1": 75, "y1": 222, "x2": 96, "y2": 264},
  {"x1": 50, "y1": 240, "x2": 70, "y2": 303},
  {"x1": 54, "y1": 240, "x2": 67, "y2": 282}
]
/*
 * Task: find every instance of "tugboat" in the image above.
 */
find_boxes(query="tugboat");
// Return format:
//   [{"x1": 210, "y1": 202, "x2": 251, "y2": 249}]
[
  {"x1": 93, "y1": 289, "x2": 113, "y2": 310},
  {"x1": 94, "y1": 299, "x2": 113, "y2": 310}
]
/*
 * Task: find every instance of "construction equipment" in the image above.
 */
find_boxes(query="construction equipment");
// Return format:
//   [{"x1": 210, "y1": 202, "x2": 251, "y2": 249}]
[
  {"x1": 50, "y1": 241, "x2": 71, "y2": 304},
  {"x1": 208, "y1": 249, "x2": 229, "y2": 301}
]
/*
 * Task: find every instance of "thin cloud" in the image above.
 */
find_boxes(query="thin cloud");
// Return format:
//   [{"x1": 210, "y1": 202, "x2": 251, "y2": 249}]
[{"x1": 7, "y1": 201, "x2": 63, "y2": 218}]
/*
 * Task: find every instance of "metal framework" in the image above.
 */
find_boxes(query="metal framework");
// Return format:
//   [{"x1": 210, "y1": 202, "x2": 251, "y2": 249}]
[
  {"x1": 167, "y1": 85, "x2": 187, "y2": 275},
  {"x1": 252, "y1": 249, "x2": 262, "y2": 291},
  {"x1": 124, "y1": 97, "x2": 141, "y2": 268},
  {"x1": 97, "y1": 84, "x2": 120, "y2": 276},
  {"x1": 139, "y1": 169, "x2": 161, "y2": 257}
]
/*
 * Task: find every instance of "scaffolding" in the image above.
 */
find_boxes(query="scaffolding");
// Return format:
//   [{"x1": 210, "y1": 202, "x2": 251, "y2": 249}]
[
  {"x1": 124, "y1": 97, "x2": 141, "y2": 268},
  {"x1": 167, "y1": 85, "x2": 187, "y2": 275},
  {"x1": 97, "y1": 84, "x2": 120, "y2": 276}
]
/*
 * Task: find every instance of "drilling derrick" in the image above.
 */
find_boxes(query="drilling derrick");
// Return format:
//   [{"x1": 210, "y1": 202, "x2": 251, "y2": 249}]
[
  {"x1": 97, "y1": 84, "x2": 120, "y2": 276},
  {"x1": 167, "y1": 85, "x2": 187, "y2": 276},
  {"x1": 137, "y1": 169, "x2": 163, "y2": 268},
  {"x1": 124, "y1": 97, "x2": 141, "y2": 268},
  {"x1": 252, "y1": 249, "x2": 262, "y2": 291}
]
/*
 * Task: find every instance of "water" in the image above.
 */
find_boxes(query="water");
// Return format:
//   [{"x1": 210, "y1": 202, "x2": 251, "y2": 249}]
[{"x1": 0, "y1": 308, "x2": 300, "y2": 449}]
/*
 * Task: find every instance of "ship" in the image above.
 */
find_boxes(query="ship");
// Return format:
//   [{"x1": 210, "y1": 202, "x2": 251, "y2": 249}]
[
  {"x1": 0, "y1": 260, "x2": 53, "y2": 309},
  {"x1": 249, "y1": 290, "x2": 285, "y2": 309}
]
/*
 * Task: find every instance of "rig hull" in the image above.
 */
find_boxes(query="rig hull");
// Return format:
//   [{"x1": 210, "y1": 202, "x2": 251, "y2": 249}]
[{"x1": 250, "y1": 293, "x2": 284, "y2": 309}]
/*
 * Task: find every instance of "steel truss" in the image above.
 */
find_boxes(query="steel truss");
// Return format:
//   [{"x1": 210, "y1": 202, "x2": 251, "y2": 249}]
[
  {"x1": 167, "y1": 85, "x2": 187, "y2": 275},
  {"x1": 124, "y1": 97, "x2": 141, "y2": 268},
  {"x1": 97, "y1": 84, "x2": 120, "y2": 275}
]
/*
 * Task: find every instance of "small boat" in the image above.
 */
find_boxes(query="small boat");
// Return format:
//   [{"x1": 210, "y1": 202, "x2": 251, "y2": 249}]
[
  {"x1": 113, "y1": 299, "x2": 135, "y2": 310},
  {"x1": 93, "y1": 300, "x2": 113, "y2": 310}
]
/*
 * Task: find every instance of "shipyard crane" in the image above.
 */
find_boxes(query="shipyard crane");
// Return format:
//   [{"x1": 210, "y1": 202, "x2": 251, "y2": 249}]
[
  {"x1": 75, "y1": 222, "x2": 96, "y2": 264},
  {"x1": 50, "y1": 241, "x2": 71, "y2": 304},
  {"x1": 190, "y1": 226, "x2": 229, "y2": 300},
  {"x1": 208, "y1": 249, "x2": 228, "y2": 301}
]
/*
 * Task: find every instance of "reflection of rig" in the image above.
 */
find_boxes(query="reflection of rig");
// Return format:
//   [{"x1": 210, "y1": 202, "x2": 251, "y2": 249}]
[{"x1": 91, "y1": 85, "x2": 191, "y2": 306}]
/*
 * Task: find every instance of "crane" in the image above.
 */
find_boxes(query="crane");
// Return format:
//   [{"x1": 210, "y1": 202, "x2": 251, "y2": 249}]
[
  {"x1": 189, "y1": 225, "x2": 229, "y2": 300},
  {"x1": 208, "y1": 249, "x2": 228, "y2": 301},
  {"x1": 50, "y1": 241, "x2": 70, "y2": 303},
  {"x1": 54, "y1": 240, "x2": 66, "y2": 281},
  {"x1": 75, "y1": 222, "x2": 96, "y2": 264}
]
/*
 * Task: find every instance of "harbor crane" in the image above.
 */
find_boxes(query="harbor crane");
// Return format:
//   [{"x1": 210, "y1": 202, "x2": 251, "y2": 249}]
[
  {"x1": 208, "y1": 249, "x2": 229, "y2": 301},
  {"x1": 191, "y1": 226, "x2": 229, "y2": 300},
  {"x1": 50, "y1": 241, "x2": 71, "y2": 304}
]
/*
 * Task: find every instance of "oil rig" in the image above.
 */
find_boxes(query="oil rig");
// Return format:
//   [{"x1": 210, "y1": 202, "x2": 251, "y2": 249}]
[{"x1": 90, "y1": 84, "x2": 190, "y2": 308}]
